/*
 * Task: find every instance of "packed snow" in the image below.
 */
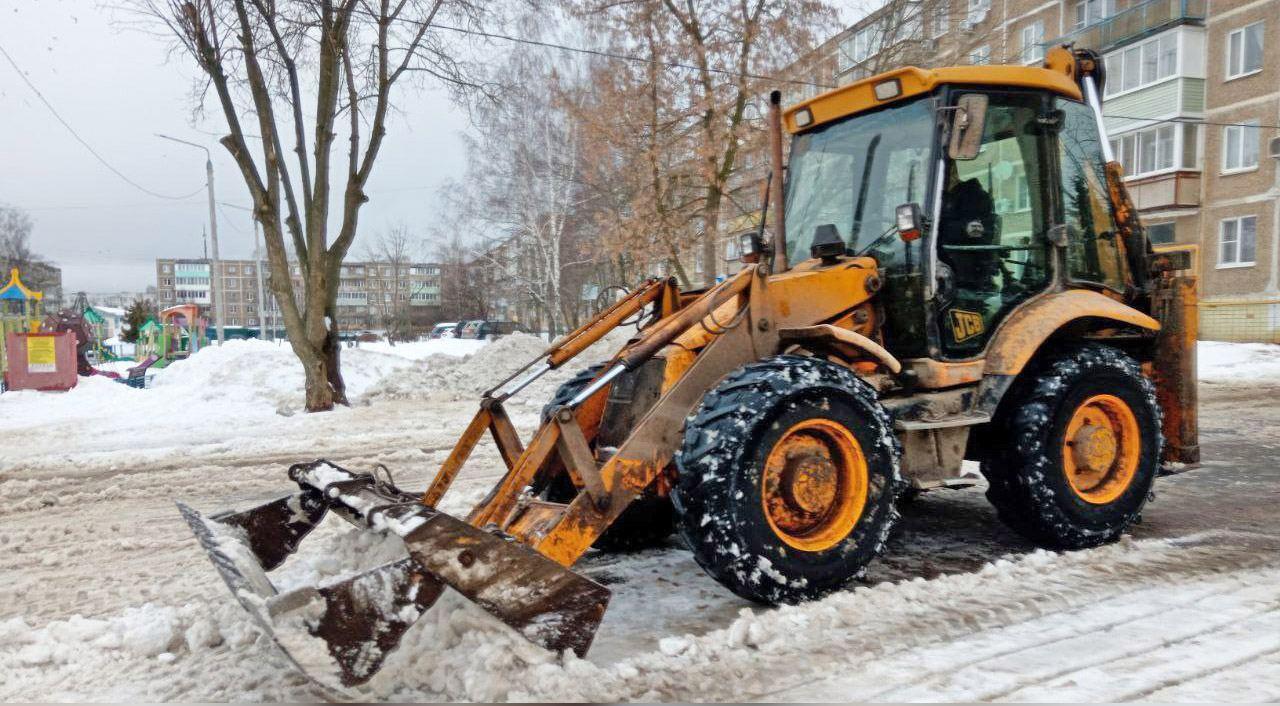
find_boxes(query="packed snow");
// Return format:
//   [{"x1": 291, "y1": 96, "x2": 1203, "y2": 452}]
[
  {"x1": 1198, "y1": 340, "x2": 1280, "y2": 384},
  {"x1": 2, "y1": 338, "x2": 1279, "y2": 701}
]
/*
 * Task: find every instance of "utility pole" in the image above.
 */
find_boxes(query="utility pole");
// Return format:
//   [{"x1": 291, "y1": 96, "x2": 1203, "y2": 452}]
[
  {"x1": 158, "y1": 133, "x2": 225, "y2": 344},
  {"x1": 253, "y1": 216, "x2": 270, "y2": 340}
]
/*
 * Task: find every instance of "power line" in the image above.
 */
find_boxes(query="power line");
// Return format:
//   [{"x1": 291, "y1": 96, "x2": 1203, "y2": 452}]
[
  {"x1": 0, "y1": 40, "x2": 207, "y2": 201},
  {"x1": 343, "y1": 6, "x2": 833, "y2": 90},
  {"x1": 1105, "y1": 113, "x2": 1280, "y2": 130}
]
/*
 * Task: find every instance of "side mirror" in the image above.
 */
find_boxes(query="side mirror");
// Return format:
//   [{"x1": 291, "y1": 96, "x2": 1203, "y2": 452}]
[{"x1": 949, "y1": 94, "x2": 988, "y2": 161}]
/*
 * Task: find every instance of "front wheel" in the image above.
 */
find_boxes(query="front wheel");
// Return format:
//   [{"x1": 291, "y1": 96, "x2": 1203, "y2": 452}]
[
  {"x1": 672, "y1": 356, "x2": 903, "y2": 604},
  {"x1": 981, "y1": 343, "x2": 1161, "y2": 549}
]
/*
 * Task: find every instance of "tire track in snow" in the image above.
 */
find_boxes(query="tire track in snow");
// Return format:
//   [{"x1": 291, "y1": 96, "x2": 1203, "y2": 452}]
[
  {"x1": 845, "y1": 578, "x2": 1270, "y2": 702},
  {"x1": 982, "y1": 594, "x2": 1280, "y2": 701}
]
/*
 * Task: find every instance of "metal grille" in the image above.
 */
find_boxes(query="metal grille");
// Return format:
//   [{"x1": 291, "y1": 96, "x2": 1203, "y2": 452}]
[{"x1": 1200, "y1": 298, "x2": 1280, "y2": 344}]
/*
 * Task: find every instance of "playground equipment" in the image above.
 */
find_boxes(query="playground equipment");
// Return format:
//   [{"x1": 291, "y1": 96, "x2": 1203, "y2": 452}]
[
  {"x1": 0, "y1": 267, "x2": 45, "y2": 377},
  {"x1": 2, "y1": 330, "x2": 78, "y2": 392},
  {"x1": 135, "y1": 318, "x2": 161, "y2": 360},
  {"x1": 154, "y1": 304, "x2": 208, "y2": 367}
]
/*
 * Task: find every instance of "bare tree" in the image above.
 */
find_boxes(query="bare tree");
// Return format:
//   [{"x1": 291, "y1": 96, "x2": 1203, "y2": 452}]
[
  {"x1": 577, "y1": 0, "x2": 834, "y2": 286},
  {"x1": 447, "y1": 43, "x2": 598, "y2": 338},
  {"x1": 434, "y1": 231, "x2": 493, "y2": 322},
  {"x1": 140, "y1": 0, "x2": 488, "y2": 411},
  {"x1": 365, "y1": 224, "x2": 418, "y2": 342},
  {"x1": 838, "y1": 0, "x2": 1007, "y2": 78},
  {"x1": 0, "y1": 204, "x2": 38, "y2": 273}
]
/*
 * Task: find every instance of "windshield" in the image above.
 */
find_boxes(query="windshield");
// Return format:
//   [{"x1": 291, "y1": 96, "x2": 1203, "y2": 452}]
[{"x1": 785, "y1": 97, "x2": 936, "y2": 267}]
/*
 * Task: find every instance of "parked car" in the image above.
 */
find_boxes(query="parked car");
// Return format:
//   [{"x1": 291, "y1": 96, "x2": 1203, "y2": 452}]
[
  {"x1": 458, "y1": 320, "x2": 527, "y2": 340},
  {"x1": 429, "y1": 322, "x2": 458, "y2": 339}
]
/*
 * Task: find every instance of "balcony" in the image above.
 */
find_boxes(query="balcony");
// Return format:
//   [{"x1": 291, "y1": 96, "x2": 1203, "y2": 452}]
[
  {"x1": 1042, "y1": 0, "x2": 1205, "y2": 54},
  {"x1": 1126, "y1": 170, "x2": 1200, "y2": 212}
]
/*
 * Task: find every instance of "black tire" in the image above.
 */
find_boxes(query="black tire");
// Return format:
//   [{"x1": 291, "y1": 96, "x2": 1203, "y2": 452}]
[
  {"x1": 540, "y1": 364, "x2": 675, "y2": 552},
  {"x1": 672, "y1": 355, "x2": 903, "y2": 604},
  {"x1": 540, "y1": 365, "x2": 607, "y2": 423},
  {"x1": 981, "y1": 343, "x2": 1161, "y2": 549}
]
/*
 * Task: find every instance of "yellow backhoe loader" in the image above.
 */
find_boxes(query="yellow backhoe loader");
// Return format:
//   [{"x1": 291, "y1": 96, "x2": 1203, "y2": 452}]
[{"x1": 179, "y1": 45, "x2": 1199, "y2": 690}]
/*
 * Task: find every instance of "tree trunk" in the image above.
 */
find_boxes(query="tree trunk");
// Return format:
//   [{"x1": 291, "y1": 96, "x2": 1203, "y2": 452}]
[
  {"x1": 297, "y1": 342, "x2": 336, "y2": 412},
  {"x1": 701, "y1": 185, "x2": 723, "y2": 287},
  {"x1": 324, "y1": 314, "x2": 348, "y2": 405}
]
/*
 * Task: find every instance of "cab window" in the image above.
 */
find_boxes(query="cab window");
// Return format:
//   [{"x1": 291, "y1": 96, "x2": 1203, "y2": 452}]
[
  {"x1": 938, "y1": 92, "x2": 1052, "y2": 357},
  {"x1": 1056, "y1": 99, "x2": 1126, "y2": 291}
]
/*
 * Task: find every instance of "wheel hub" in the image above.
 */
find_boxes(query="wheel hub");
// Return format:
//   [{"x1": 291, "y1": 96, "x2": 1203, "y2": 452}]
[
  {"x1": 761, "y1": 419, "x2": 869, "y2": 552},
  {"x1": 782, "y1": 453, "x2": 839, "y2": 514},
  {"x1": 1062, "y1": 394, "x2": 1141, "y2": 505},
  {"x1": 1071, "y1": 424, "x2": 1118, "y2": 474}
]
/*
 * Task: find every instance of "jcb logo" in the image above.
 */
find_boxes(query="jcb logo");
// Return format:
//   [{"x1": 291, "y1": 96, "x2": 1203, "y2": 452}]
[{"x1": 949, "y1": 309, "x2": 985, "y2": 343}]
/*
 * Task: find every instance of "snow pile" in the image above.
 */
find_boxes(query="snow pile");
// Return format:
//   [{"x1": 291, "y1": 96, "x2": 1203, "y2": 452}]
[
  {"x1": 0, "y1": 337, "x2": 489, "y2": 476},
  {"x1": 352, "y1": 337, "x2": 488, "y2": 361},
  {"x1": 1198, "y1": 341, "x2": 1280, "y2": 384},
  {"x1": 363, "y1": 329, "x2": 636, "y2": 410}
]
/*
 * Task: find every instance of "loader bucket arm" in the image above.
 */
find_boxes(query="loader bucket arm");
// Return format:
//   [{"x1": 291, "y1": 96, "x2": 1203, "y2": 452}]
[{"x1": 176, "y1": 261, "x2": 889, "y2": 691}]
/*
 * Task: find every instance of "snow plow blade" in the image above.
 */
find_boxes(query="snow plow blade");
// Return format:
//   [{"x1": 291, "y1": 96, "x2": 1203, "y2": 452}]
[{"x1": 177, "y1": 460, "x2": 611, "y2": 690}]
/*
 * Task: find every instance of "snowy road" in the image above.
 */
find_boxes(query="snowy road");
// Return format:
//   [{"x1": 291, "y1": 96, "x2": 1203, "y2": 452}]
[{"x1": 2, "y1": 340, "x2": 1280, "y2": 701}]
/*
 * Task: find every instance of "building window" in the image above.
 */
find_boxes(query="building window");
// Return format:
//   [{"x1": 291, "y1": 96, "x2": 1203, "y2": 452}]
[
  {"x1": 1105, "y1": 32, "x2": 1176, "y2": 96},
  {"x1": 895, "y1": 1, "x2": 923, "y2": 42},
  {"x1": 1111, "y1": 124, "x2": 1178, "y2": 177},
  {"x1": 929, "y1": 0, "x2": 948, "y2": 38},
  {"x1": 226, "y1": 265, "x2": 237, "y2": 275},
  {"x1": 1218, "y1": 216, "x2": 1257, "y2": 267},
  {"x1": 1019, "y1": 21, "x2": 1044, "y2": 64},
  {"x1": 245, "y1": 265, "x2": 254, "y2": 275},
  {"x1": 1147, "y1": 223, "x2": 1175, "y2": 245},
  {"x1": 1226, "y1": 22, "x2": 1264, "y2": 79},
  {"x1": 969, "y1": 45, "x2": 990, "y2": 64},
  {"x1": 1074, "y1": 0, "x2": 1114, "y2": 30},
  {"x1": 161, "y1": 264, "x2": 173, "y2": 274},
  {"x1": 965, "y1": 0, "x2": 989, "y2": 25},
  {"x1": 1222, "y1": 121, "x2": 1260, "y2": 172}
]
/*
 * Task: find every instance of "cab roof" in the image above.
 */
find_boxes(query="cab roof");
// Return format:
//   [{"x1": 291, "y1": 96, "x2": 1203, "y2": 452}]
[{"x1": 783, "y1": 49, "x2": 1083, "y2": 134}]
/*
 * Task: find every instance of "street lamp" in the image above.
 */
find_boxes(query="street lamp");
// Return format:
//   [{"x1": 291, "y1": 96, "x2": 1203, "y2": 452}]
[
  {"x1": 156, "y1": 133, "x2": 226, "y2": 344},
  {"x1": 221, "y1": 201, "x2": 272, "y2": 341}
]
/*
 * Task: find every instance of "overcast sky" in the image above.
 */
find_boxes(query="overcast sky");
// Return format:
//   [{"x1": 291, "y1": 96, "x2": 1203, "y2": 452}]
[
  {"x1": 2, "y1": 0, "x2": 870, "y2": 295},
  {"x1": 0, "y1": 0, "x2": 472, "y2": 294}
]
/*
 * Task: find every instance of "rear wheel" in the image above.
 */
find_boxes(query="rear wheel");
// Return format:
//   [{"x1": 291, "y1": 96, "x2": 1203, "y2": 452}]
[
  {"x1": 981, "y1": 343, "x2": 1161, "y2": 549},
  {"x1": 672, "y1": 355, "x2": 902, "y2": 604},
  {"x1": 540, "y1": 365, "x2": 674, "y2": 552}
]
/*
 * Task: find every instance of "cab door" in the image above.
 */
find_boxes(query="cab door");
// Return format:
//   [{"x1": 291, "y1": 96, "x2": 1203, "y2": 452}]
[{"x1": 935, "y1": 91, "x2": 1055, "y2": 359}]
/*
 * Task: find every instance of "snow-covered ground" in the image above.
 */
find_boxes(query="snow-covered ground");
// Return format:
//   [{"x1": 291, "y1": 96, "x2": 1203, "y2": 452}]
[{"x1": 2, "y1": 340, "x2": 1279, "y2": 701}]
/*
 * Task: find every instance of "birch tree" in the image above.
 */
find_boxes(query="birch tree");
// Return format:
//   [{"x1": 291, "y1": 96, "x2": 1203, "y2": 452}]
[{"x1": 450, "y1": 49, "x2": 595, "y2": 338}]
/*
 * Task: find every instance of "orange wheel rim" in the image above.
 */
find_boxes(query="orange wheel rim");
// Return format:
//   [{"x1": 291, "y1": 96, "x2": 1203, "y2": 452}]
[
  {"x1": 1062, "y1": 394, "x2": 1141, "y2": 504},
  {"x1": 761, "y1": 418, "x2": 868, "y2": 552}
]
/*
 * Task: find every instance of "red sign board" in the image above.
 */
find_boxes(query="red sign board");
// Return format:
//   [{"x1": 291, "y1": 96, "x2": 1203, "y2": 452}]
[{"x1": 4, "y1": 332, "x2": 78, "y2": 392}]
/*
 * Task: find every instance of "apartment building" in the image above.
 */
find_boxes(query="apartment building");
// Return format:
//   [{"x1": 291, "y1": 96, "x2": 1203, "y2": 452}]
[
  {"x1": 719, "y1": 0, "x2": 1277, "y2": 341},
  {"x1": 155, "y1": 258, "x2": 443, "y2": 333}
]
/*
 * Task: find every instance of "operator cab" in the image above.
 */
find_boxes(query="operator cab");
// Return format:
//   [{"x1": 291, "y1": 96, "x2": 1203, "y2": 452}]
[{"x1": 781, "y1": 48, "x2": 1134, "y2": 361}]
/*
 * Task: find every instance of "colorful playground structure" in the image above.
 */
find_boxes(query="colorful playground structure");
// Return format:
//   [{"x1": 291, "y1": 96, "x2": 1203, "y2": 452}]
[
  {"x1": 0, "y1": 267, "x2": 44, "y2": 368},
  {"x1": 1, "y1": 267, "x2": 79, "y2": 392},
  {"x1": 151, "y1": 304, "x2": 208, "y2": 367}
]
